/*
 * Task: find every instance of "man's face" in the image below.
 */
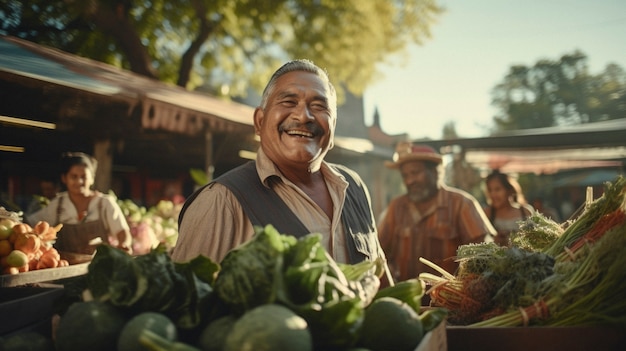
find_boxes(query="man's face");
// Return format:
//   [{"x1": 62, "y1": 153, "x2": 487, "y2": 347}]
[
  {"x1": 399, "y1": 160, "x2": 439, "y2": 203},
  {"x1": 254, "y1": 71, "x2": 336, "y2": 172}
]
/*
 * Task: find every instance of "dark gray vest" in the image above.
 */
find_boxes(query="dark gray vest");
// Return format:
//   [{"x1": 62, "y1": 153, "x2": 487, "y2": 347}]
[{"x1": 179, "y1": 161, "x2": 378, "y2": 263}]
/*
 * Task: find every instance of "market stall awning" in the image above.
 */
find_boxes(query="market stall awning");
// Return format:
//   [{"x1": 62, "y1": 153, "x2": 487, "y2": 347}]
[
  {"x1": 418, "y1": 119, "x2": 626, "y2": 174},
  {"x1": 552, "y1": 169, "x2": 623, "y2": 188},
  {"x1": 0, "y1": 35, "x2": 254, "y2": 135}
]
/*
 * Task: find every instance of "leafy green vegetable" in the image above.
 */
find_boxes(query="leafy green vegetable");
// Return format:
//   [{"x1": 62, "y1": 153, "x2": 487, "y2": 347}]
[
  {"x1": 427, "y1": 243, "x2": 555, "y2": 325},
  {"x1": 471, "y1": 209, "x2": 626, "y2": 327},
  {"x1": 374, "y1": 278, "x2": 425, "y2": 314},
  {"x1": 419, "y1": 308, "x2": 449, "y2": 332},
  {"x1": 510, "y1": 212, "x2": 564, "y2": 252},
  {"x1": 86, "y1": 244, "x2": 144, "y2": 305},
  {"x1": 544, "y1": 175, "x2": 626, "y2": 257},
  {"x1": 78, "y1": 224, "x2": 430, "y2": 350},
  {"x1": 212, "y1": 225, "x2": 382, "y2": 350},
  {"x1": 455, "y1": 242, "x2": 507, "y2": 278},
  {"x1": 276, "y1": 232, "x2": 380, "y2": 350},
  {"x1": 85, "y1": 244, "x2": 218, "y2": 330},
  {"x1": 213, "y1": 225, "x2": 297, "y2": 314}
]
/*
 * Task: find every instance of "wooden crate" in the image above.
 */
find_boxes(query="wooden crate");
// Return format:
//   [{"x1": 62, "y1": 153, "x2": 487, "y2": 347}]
[
  {"x1": 447, "y1": 326, "x2": 626, "y2": 351},
  {"x1": 0, "y1": 284, "x2": 65, "y2": 336}
]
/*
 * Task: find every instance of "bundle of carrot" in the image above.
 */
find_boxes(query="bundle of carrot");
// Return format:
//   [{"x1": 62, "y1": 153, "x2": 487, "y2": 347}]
[
  {"x1": 420, "y1": 175, "x2": 626, "y2": 327},
  {"x1": 470, "y1": 217, "x2": 626, "y2": 327},
  {"x1": 0, "y1": 220, "x2": 68, "y2": 274},
  {"x1": 544, "y1": 175, "x2": 626, "y2": 259},
  {"x1": 419, "y1": 244, "x2": 556, "y2": 325}
]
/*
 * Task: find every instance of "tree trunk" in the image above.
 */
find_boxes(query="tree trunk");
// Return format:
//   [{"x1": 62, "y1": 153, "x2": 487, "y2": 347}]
[
  {"x1": 88, "y1": 5, "x2": 158, "y2": 79},
  {"x1": 177, "y1": 0, "x2": 217, "y2": 87}
]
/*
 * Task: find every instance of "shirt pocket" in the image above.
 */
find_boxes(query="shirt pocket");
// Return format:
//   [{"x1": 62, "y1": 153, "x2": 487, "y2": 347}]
[{"x1": 426, "y1": 223, "x2": 458, "y2": 261}]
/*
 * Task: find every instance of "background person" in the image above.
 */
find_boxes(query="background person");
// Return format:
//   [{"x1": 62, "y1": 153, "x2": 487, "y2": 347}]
[
  {"x1": 27, "y1": 152, "x2": 131, "y2": 263},
  {"x1": 483, "y1": 170, "x2": 534, "y2": 246},
  {"x1": 24, "y1": 177, "x2": 59, "y2": 220},
  {"x1": 378, "y1": 142, "x2": 496, "y2": 286},
  {"x1": 172, "y1": 59, "x2": 385, "y2": 268}
]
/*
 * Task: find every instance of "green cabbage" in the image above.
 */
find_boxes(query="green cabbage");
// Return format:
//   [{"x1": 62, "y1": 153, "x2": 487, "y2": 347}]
[{"x1": 213, "y1": 225, "x2": 297, "y2": 315}]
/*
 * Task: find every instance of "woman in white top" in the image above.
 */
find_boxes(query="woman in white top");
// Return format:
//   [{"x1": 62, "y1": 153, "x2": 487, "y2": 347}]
[
  {"x1": 483, "y1": 170, "x2": 534, "y2": 246},
  {"x1": 27, "y1": 152, "x2": 131, "y2": 263}
]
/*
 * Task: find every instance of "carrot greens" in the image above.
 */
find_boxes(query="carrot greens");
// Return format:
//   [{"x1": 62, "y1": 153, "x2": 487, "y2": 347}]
[{"x1": 420, "y1": 176, "x2": 626, "y2": 328}]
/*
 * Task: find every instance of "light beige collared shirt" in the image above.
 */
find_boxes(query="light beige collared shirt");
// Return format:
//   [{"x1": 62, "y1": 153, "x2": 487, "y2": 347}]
[{"x1": 171, "y1": 148, "x2": 350, "y2": 264}]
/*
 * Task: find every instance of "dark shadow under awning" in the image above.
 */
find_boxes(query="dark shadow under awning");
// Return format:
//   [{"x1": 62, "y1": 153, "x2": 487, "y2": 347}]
[{"x1": 0, "y1": 35, "x2": 254, "y2": 135}]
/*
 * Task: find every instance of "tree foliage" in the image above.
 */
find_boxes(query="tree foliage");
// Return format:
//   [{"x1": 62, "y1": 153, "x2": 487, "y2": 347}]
[
  {"x1": 0, "y1": 0, "x2": 444, "y2": 101},
  {"x1": 490, "y1": 51, "x2": 626, "y2": 132}
]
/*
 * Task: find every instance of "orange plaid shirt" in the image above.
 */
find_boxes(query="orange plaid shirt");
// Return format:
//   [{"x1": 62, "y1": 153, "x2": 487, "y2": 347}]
[{"x1": 378, "y1": 185, "x2": 496, "y2": 282}]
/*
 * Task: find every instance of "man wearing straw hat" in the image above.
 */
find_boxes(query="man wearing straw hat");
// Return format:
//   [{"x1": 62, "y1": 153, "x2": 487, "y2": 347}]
[{"x1": 378, "y1": 141, "x2": 495, "y2": 287}]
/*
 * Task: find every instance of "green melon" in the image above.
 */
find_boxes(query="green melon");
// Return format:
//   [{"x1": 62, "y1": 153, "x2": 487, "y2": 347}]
[
  {"x1": 197, "y1": 315, "x2": 237, "y2": 351},
  {"x1": 117, "y1": 312, "x2": 178, "y2": 351},
  {"x1": 0, "y1": 332, "x2": 54, "y2": 351},
  {"x1": 357, "y1": 297, "x2": 424, "y2": 351},
  {"x1": 55, "y1": 301, "x2": 127, "y2": 351},
  {"x1": 224, "y1": 304, "x2": 312, "y2": 351}
]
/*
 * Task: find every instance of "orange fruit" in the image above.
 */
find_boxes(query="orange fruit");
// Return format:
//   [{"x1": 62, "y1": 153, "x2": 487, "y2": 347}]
[{"x1": 0, "y1": 239, "x2": 12, "y2": 256}]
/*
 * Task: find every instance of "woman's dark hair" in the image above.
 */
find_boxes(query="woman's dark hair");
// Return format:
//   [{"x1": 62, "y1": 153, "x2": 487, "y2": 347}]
[
  {"x1": 59, "y1": 152, "x2": 97, "y2": 175},
  {"x1": 485, "y1": 169, "x2": 526, "y2": 205}
]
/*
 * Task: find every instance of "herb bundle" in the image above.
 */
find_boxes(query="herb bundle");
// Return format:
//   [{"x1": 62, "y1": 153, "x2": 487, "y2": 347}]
[
  {"x1": 420, "y1": 244, "x2": 554, "y2": 325},
  {"x1": 420, "y1": 175, "x2": 626, "y2": 328}
]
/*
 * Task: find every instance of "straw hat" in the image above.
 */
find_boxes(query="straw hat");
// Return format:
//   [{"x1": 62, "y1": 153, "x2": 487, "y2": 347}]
[{"x1": 384, "y1": 141, "x2": 442, "y2": 169}]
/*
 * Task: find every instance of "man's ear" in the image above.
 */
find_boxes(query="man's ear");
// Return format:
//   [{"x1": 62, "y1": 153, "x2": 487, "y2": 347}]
[
  {"x1": 328, "y1": 115, "x2": 337, "y2": 150},
  {"x1": 253, "y1": 107, "x2": 264, "y2": 135}
]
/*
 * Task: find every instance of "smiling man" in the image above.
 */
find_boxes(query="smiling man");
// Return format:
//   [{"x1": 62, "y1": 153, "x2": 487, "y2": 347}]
[
  {"x1": 378, "y1": 142, "x2": 496, "y2": 289},
  {"x1": 171, "y1": 59, "x2": 384, "y2": 266}
]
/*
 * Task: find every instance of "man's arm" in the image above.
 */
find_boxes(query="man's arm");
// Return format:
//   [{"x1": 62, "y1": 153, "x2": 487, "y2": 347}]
[
  {"x1": 171, "y1": 184, "x2": 254, "y2": 263},
  {"x1": 459, "y1": 196, "x2": 497, "y2": 244}
]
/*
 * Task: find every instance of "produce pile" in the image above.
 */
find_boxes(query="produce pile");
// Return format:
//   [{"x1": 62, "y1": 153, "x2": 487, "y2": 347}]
[
  {"x1": 116, "y1": 198, "x2": 180, "y2": 255},
  {"x1": 420, "y1": 175, "x2": 626, "y2": 327},
  {"x1": 1, "y1": 225, "x2": 447, "y2": 351},
  {"x1": 0, "y1": 215, "x2": 67, "y2": 275}
]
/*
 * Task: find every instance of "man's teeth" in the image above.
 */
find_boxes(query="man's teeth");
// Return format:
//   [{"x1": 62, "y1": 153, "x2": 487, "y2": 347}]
[{"x1": 286, "y1": 130, "x2": 313, "y2": 137}]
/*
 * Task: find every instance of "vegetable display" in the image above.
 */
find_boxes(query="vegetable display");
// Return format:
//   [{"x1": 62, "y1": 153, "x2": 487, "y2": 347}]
[
  {"x1": 420, "y1": 175, "x2": 626, "y2": 328},
  {"x1": 1, "y1": 224, "x2": 447, "y2": 351},
  {"x1": 117, "y1": 198, "x2": 181, "y2": 255}
]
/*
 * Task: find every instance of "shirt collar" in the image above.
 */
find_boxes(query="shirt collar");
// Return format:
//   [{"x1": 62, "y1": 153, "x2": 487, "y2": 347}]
[{"x1": 255, "y1": 147, "x2": 346, "y2": 188}]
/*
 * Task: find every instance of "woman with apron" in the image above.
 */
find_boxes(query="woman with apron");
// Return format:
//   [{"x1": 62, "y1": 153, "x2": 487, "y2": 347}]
[{"x1": 27, "y1": 152, "x2": 132, "y2": 263}]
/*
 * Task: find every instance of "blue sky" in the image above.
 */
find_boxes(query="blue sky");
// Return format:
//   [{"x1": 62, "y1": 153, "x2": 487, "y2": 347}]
[{"x1": 363, "y1": 0, "x2": 626, "y2": 140}]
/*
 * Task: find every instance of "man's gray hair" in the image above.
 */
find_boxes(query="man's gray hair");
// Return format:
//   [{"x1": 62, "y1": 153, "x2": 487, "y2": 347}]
[{"x1": 259, "y1": 59, "x2": 337, "y2": 111}]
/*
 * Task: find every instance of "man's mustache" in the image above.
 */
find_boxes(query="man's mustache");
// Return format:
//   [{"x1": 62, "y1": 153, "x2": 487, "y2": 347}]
[{"x1": 278, "y1": 122, "x2": 323, "y2": 136}]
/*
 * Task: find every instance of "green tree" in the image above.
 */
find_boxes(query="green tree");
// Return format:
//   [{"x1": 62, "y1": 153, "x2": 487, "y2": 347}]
[
  {"x1": 490, "y1": 51, "x2": 626, "y2": 131},
  {"x1": 0, "y1": 0, "x2": 444, "y2": 101},
  {"x1": 441, "y1": 120, "x2": 458, "y2": 139}
]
